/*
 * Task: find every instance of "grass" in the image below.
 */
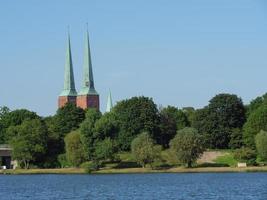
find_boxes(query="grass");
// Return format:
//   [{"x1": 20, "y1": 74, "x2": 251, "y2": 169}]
[{"x1": 213, "y1": 152, "x2": 238, "y2": 167}]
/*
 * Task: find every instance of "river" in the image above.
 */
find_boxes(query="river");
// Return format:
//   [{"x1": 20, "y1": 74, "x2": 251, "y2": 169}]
[{"x1": 0, "y1": 173, "x2": 267, "y2": 199}]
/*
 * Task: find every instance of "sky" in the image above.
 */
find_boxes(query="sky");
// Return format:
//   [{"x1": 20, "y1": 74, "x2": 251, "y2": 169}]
[{"x1": 0, "y1": 0, "x2": 267, "y2": 116}]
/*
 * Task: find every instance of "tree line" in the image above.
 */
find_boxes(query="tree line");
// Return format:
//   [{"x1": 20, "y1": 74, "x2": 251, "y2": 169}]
[{"x1": 1, "y1": 93, "x2": 267, "y2": 169}]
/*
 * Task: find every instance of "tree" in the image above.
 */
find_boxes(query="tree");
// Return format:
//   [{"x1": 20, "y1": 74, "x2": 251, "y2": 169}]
[
  {"x1": 255, "y1": 130, "x2": 267, "y2": 161},
  {"x1": 243, "y1": 105, "x2": 267, "y2": 148},
  {"x1": 0, "y1": 109, "x2": 39, "y2": 143},
  {"x1": 192, "y1": 94, "x2": 246, "y2": 148},
  {"x1": 131, "y1": 132, "x2": 161, "y2": 168},
  {"x1": 54, "y1": 103, "x2": 85, "y2": 138},
  {"x1": 246, "y1": 93, "x2": 267, "y2": 118},
  {"x1": 64, "y1": 130, "x2": 85, "y2": 167},
  {"x1": 94, "y1": 138, "x2": 117, "y2": 162},
  {"x1": 94, "y1": 112, "x2": 119, "y2": 140},
  {"x1": 113, "y1": 96, "x2": 159, "y2": 150},
  {"x1": 157, "y1": 106, "x2": 189, "y2": 148},
  {"x1": 229, "y1": 128, "x2": 243, "y2": 149},
  {"x1": 80, "y1": 109, "x2": 102, "y2": 160},
  {"x1": 10, "y1": 119, "x2": 48, "y2": 169},
  {"x1": 169, "y1": 127, "x2": 204, "y2": 167}
]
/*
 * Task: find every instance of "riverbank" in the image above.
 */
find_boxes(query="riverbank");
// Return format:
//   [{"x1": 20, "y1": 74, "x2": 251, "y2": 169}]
[{"x1": 1, "y1": 166, "x2": 267, "y2": 175}]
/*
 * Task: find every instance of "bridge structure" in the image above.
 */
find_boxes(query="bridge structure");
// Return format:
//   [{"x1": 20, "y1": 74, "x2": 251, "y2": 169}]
[{"x1": 0, "y1": 144, "x2": 12, "y2": 169}]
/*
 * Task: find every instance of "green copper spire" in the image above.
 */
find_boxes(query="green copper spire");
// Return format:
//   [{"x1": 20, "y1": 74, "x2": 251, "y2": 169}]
[
  {"x1": 106, "y1": 90, "x2": 113, "y2": 112},
  {"x1": 59, "y1": 32, "x2": 77, "y2": 96},
  {"x1": 79, "y1": 30, "x2": 98, "y2": 95}
]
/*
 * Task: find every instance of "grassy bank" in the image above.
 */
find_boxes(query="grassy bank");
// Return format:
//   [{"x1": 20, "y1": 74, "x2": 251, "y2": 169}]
[{"x1": 2, "y1": 166, "x2": 267, "y2": 175}]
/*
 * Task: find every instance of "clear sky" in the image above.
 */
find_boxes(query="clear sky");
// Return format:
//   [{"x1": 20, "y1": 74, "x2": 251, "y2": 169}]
[{"x1": 1, "y1": 0, "x2": 267, "y2": 116}]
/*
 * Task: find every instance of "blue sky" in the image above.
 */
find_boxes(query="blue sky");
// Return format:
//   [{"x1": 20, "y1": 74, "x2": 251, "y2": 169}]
[{"x1": 0, "y1": 0, "x2": 267, "y2": 116}]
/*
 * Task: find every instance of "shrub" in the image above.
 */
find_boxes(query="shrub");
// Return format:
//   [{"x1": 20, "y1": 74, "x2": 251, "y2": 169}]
[{"x1": 82, "y1": 161, "x2": 100, "y2": 173}]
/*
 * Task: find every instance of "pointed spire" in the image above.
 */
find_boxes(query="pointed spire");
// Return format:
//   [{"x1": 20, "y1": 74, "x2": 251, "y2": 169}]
[
  {"x1": 60, "y1": 31, "x2": 77, "y2": 96},
  {"x1": 79, "y1": 28, "x2": 98, "y2": 95},
  {"x1": 106, "y1": 90, "x2": 113, "y2": 112}
]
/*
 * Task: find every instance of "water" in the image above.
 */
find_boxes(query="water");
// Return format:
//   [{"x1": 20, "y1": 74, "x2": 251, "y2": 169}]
[{"x1": 0, "y1": 173, "x2": 267, "y2": 200}]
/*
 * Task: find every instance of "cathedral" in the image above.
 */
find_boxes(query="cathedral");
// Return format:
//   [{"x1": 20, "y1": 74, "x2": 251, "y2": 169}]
[{"x1": 58, "y1": 30, "x2": 100, "y2": 110}]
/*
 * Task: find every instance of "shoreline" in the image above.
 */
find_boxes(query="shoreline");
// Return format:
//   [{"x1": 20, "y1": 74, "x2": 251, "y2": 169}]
[{"x1": 1, "y1": 166, "x2": 267, "y2": 175}]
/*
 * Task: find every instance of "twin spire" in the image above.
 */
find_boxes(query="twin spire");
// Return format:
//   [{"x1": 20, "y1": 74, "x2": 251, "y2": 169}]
[{"x1": 60, "y1": 30, "x2": 97, "y2": 97}]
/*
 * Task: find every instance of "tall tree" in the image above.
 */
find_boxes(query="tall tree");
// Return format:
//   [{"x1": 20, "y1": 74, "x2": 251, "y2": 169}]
[
  {"x1": 192, "y1": 94, "x2": 246, "y2": 148},
  {"x1": 80, "y1": 109, "x2": 102, "y2": 160},
  {"x1": 157, "y1": 106, "x2": 189, "y2": 148},
  {"x1": 54, "y1": 102, "x2": 85, "y2": 138},
  {"x1": 113, "y1": 96, "x2": 159, "y2": 150}
]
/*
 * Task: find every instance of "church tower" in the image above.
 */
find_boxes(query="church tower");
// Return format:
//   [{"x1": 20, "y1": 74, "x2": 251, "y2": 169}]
[
  {"x1": 76, "y1": 30, "x2": 99, "y2": 110},
  {"x1": 58, "y1": 33, "x2": 77, "y2": 108},
  {"x1": 106, "y1": 90, "x2": 113, "y2": 112}
]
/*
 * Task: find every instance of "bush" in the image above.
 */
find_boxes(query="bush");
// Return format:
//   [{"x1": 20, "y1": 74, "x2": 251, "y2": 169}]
[
  {"x1": 169, "y1": 127, "x2": 204, "y2": 167},
  {"x1": 234, "y1": 147, "x2": 257, "y2": 166},
  {"x1": 255, "y1": 130, "x2": 267, "y2": 161}
]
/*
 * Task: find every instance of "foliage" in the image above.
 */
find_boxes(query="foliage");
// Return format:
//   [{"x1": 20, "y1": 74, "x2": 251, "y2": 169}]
[
  {"x1": 0, "y1": 109, "x2": 39, "y2": 143},
  {"x1": 182, "y1": 107, "x2": 195, "y2": 126},
  {"x1": 243, "y1": 105, "x2": 267, "y2": 148},
  {"x1": 193, "y1": 94, "x2": 246, "y2": 149},
  {"x1": 229, "y1": 128, "x2": 243, "y2": 149},
  {"x1": 169, "y1": 127, "x2": 204, "y2": 167},
  {"x1": 234, "y1": 147, "x2": 257, "y2": 166},
  {"x1": 246, "y1": 93, "x2": 267, "y2": 117},
  {"x1": 64, "y1": 130, "x2": 85, "y2": 167},
  {"x1": 131, "y1": 132, "x2": 161, "y2": 168},
  {"x1": 113, "y1": 96, "x2": 159, "y2": 150},
  {"x1": 255, "y1": 130, "x2": 267, "y2": 161},
  {"x1": 80, "y1": 109, "x2": 102, "y2": 160},
  {"x1": 54, "y1": 102, "x2": 85, "y2": 138},
  {"x1": 157, "y1": 106, "x2": 189, "y2": 148},
  {"x1": 10, "y1": 119, "x2": 48, "y2": 169},
  {"x1": 94, "y1": 138, "x2": 117, "y2": 161},
  {"x1": 57, "y1": 154, "x2": 69, "y2": 168}
]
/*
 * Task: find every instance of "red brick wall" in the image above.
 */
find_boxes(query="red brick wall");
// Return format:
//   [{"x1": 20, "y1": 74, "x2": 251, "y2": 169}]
[
  {"x1": 76, "y1": 95, "x2": 99, "y2": 110},
  {"x1": 58, "y1": 96, "x2": 77, "y2": 108}
]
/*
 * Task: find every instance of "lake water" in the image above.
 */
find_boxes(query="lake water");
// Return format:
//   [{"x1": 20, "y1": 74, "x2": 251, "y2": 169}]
[{"x1": 0, "y1": 173, "x2": 267, "y2": 199}]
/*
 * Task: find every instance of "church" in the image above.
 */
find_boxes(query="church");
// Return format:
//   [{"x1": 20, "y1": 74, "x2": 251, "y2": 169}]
[{"x1": 58, "y1": 30, "x2": 100, "y2": 110}]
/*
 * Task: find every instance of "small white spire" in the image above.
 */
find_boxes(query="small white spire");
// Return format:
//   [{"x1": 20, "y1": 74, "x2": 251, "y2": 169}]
[{"x1": 106, "y1": 90, "x2": 113, "y2": 112}]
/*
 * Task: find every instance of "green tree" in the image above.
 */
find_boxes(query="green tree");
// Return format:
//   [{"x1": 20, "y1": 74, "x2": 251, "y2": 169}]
[
  {"x1": 246, "y1": 93, "x2": 267, "y2": 117},
  {"x1": 94, "y1": 138, "x2": 117, "y2": 162},
  {"x1": 229, "y1": 128, "x2": 243, "y2": 149},
  {"x1": 169, "y1": 127, "x2": 204, "y2": 167},
  {"x1": 0, "y1": 109, "x2": 39, "y2": 143},
  {"x1": 80, "y1": 109, "x2": 102, "y2": 160},
  {"x1": 157, "y1": 106, "x2": 189, "y2": 148},
  {"x1": 113, "y1": 96, "x2": 159, "y2": 150},
  {"x1": 54, "y1": 103, "x2": 85, "y2": 138},
  {"x1": 131, "y1": 132, "x2": 161, "y2": 168},
  {"x1": 10, "y1": 119, "x2": 48, "y2": 169},
  {"x1": 64, "y1": 130, "x2": 85, "y2": 167},
  {"x1": 243, "y1": 105, "x2": 267, "y2": 148},
  {"x1": 255, "y1": 130, "x2": 267, "y2": 161},
  {"x1": 192, "y1": 94, "x2": 246, "y2": 148}
]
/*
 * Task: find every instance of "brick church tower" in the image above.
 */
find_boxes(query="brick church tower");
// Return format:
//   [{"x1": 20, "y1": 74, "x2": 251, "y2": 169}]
[
  {"x1": 58, "y1": 33, "x2": 77, "y2": 108},
  {"x1": 76, "y1": 30, "x2": 99, "y2": 110}
]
